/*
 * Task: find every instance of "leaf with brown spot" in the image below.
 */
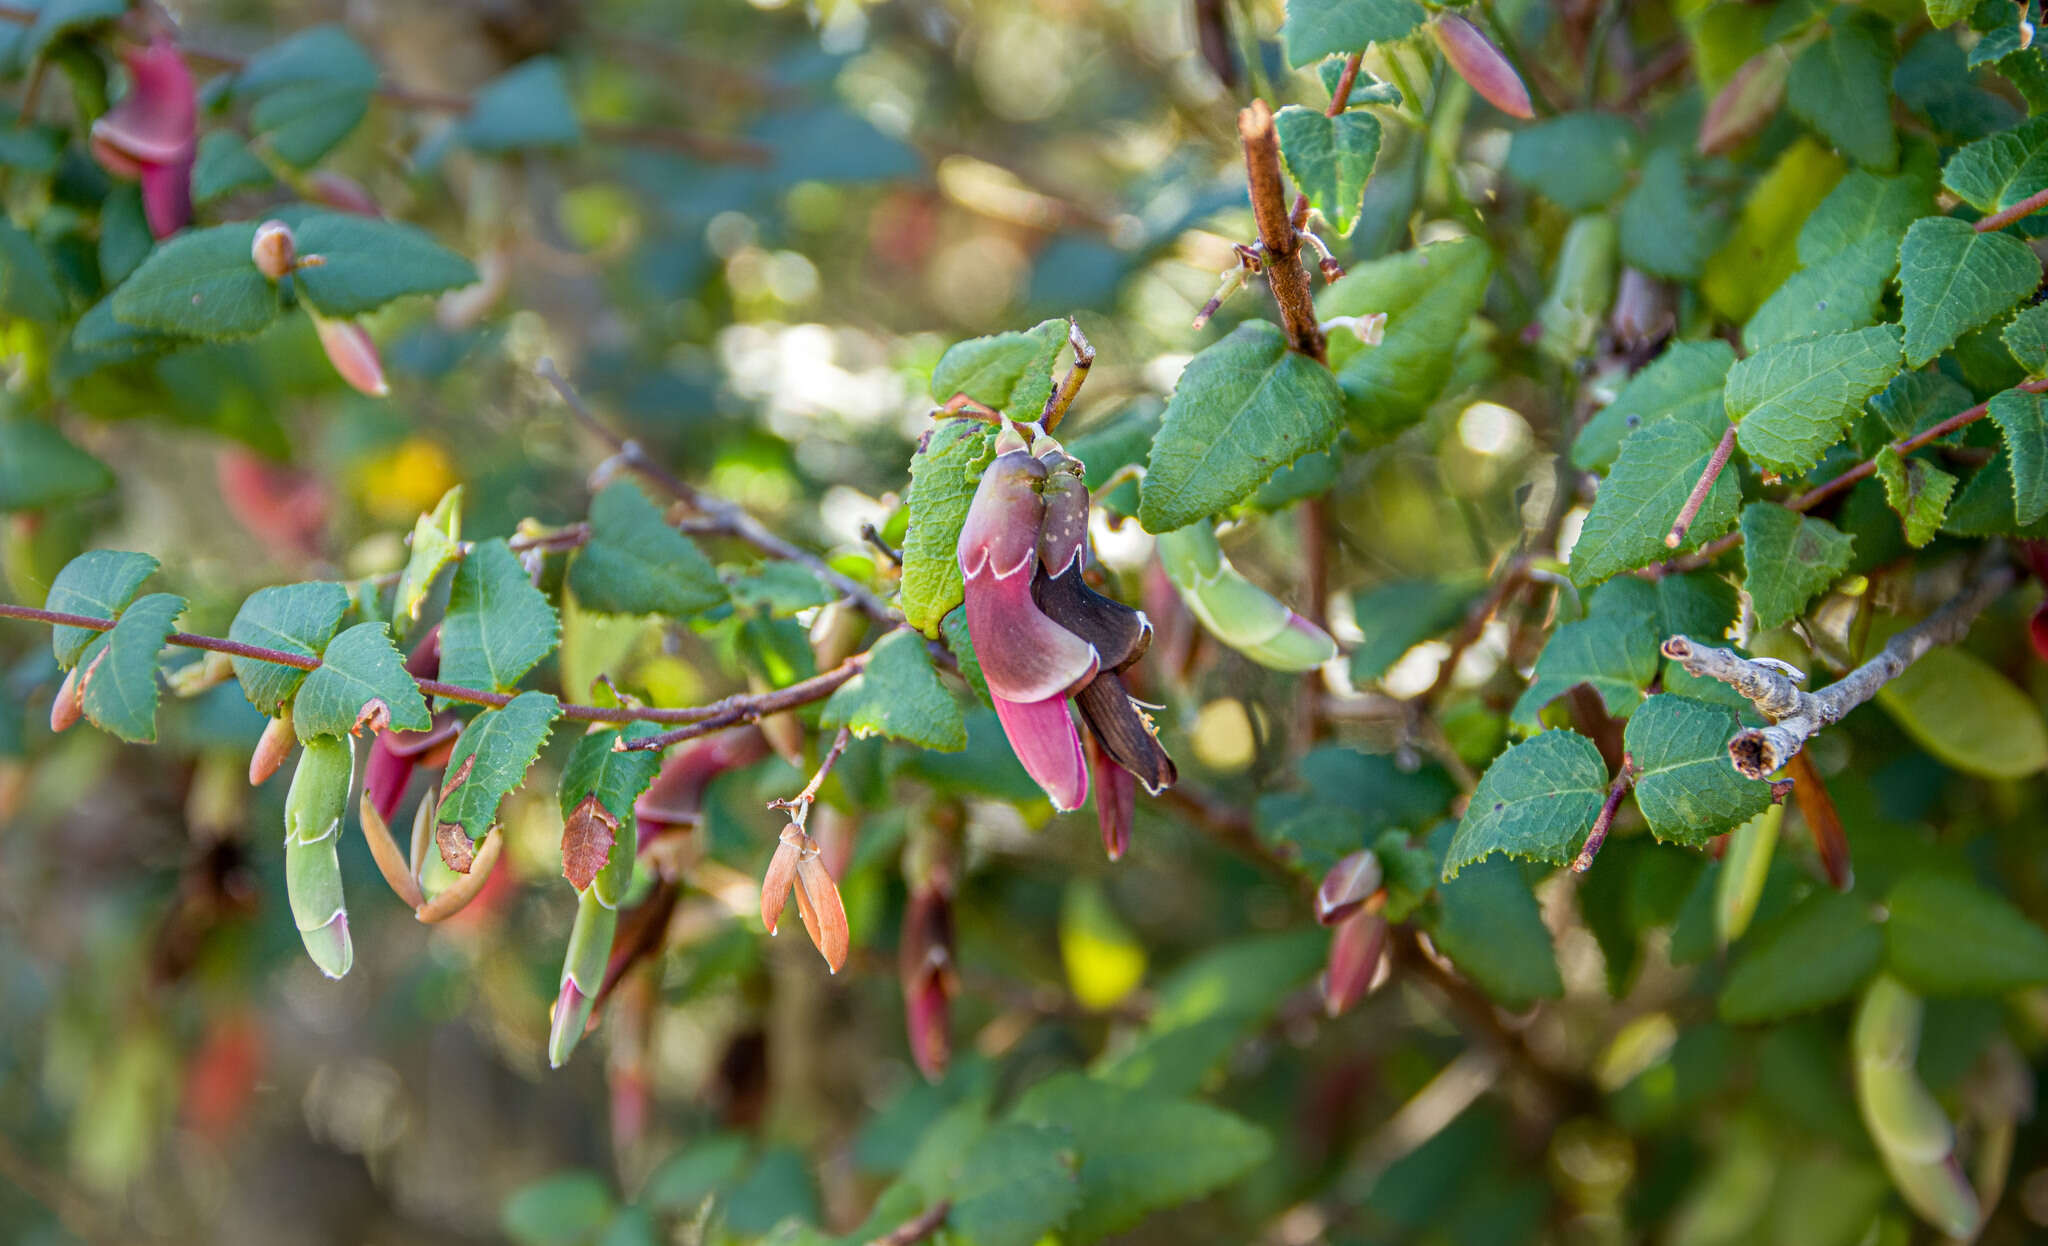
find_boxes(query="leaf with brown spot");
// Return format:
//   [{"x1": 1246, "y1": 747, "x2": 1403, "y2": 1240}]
[
  {"x1": 441, "y1": 752, "x2": 476, "y2": 797},
  {"x1": 437, "y1": 821, "x2": 477, "y2": 873},
  {"x1": 561, "y1": 793, "x2": 618, "y2": 892},
  {"x1": 352, "y1": 698, "x2": 391, "y2": 736}
]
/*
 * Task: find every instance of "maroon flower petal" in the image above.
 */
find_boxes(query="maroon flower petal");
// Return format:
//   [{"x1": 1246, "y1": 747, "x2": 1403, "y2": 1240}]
[
  {"x1": 992, "y1": 692, "x2": 1089, "y2": 811},
  {"x1": 139, "y1": 156, "x2": 195, "y2": 239},
  {"x1": 91, "y1": 37, "x2": 197, "y2": 238},
  {"x1": 958, "y1": 448, "x2": 1048, "y2": 582},
  {"x1": 1089, "y1": 734, "x2": 1135, "y2": 862},
  {"x1": 1072, "y1": 671, "x2": 1176, "y2": 795},
  {"x1": 1035, "y1": 455, "x2": 1090, "y2": 577},
  {"x1": 1322, "y1": 910, "x2": 1388, "y2": 1017},
  {"x1": 899, "y1": 882, "x2": 956, "y2": 1081},
  {"x1": 966, "y1": 559, "x2": 1099, "y2": 703}
]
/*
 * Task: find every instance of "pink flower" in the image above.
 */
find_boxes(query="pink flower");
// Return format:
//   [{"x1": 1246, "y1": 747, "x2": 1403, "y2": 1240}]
[
  {"x1": 956, "y1": 432, "x2": 1176, "y2": 849},
  {"x1": 899, "y1": 875, "x2": 956, "y2": 1081},
  {"x1": 91, "y1": 36, "x2": 197, "y2": 238}
]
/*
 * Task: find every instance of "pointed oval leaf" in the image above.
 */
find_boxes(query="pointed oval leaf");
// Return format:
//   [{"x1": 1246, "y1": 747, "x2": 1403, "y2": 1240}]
[
  {"x1": 293, "y1": 621, "x2": 433, "y2": 741},
  {"x1": 441, "y1": 538, "x2": 561, "y2": 694},
  {"x1": 228, "y1": 581, "x2": 351, "y2": 715},
  {"x1": 1445, "y1": 729, "x2": 1609, "y2": 876}
]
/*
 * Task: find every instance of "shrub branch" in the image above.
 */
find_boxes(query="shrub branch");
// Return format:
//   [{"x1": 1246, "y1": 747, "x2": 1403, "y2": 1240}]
[{"x1": 1661, "y1": 560, "x2": 2016, "y2": 779}]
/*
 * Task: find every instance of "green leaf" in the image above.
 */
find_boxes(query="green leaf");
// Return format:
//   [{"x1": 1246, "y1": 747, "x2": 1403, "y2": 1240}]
[
  {"x1": 1511, "y1": 609, "x2": 1660, "y2": 726},
  {"x1": 501, "y1": 1171, "x2": 614, "y2": 1246},
  {"x1": 2003, "y1": 302, "x2": 2048, "y2": 375},
  {"x1": 558, "y1": 723, "x2": 662, "y2": 907},
  {"x1": 11, "y1": 0, "x2": 124, "y2": 71},
  {"x1": 290, "y1": 214, "x2": 480, "y2": 318},
  {"x1": 1885, "y1": 871, "x2": 2048, "y2": 996},
  {"x1": 236, "y1": 25, "x2": 379, "y2": 168},
  {"x1": 436, "y1": 691, "x2": 561, "y2": 842},
  {"x1": 394, "y1": 486, "x2": 463, "y2": 624},
  {"x1": 940, "y1": 606, "x2": 989, "y2": 704},
  {"x1": 441, "y1": 539, "x2": 561, "y2": 694},
  {"x1": 1573, "y1": 339, "x2": 1735, "y2": 473},
  {"x1": 1570, "y1": 416, "x2": 1739, "y2": 586},
  {"x1": 1798, "y1": 164, "x2": 1935, "y2": 267},
  {"x1": 292, "y1": 622, "x2": 433, "y2": 741},
  {"x1": 1274, "y1": 106, "x2": 1382, "y2": 236},
  {"x1": 97, "y1": 189, "x2": 153, "y2": 289},
  {"x1": 1875, "y1": 643, "x2": 2048, "y2": 779},
  {"x1": 227, "y1": 582, "x2": 351, "y2": 715},
  {"x1": 462, "y1": 58, "x2": 583, "y2": 151},
  {"x1": 1504, "y1": 112, "x2": 1637, "y2": 212},
  {"x1": 1719, "y1": 889, "x2": 1882, "y2": 1023},
  {"x1": 947, "y1": 1121, "x2": 1082, "y2": 1246},
  {"x1": 0, "y1": 218, "x2": 65, "y2": 321},
  {"x1": 1009, "y1": 1074, "x2": 1271, "y2": 1244},
  {"x1": 252, "y1": 80, "x2": 371, "y2": 167},
  {"x1": 1874, "y1": 447, "x2": 1956, "y2": 546},
  {"x1": 641, "y1": 1135, "x2": 751, "y2": 1212},
  {"x1": 1444, "y1": 730, "x2": 1609, "y2": 876},
  {"x1": 1348, "y1": 577, "x2": 1477, "y2": 683},
  {"x1": 1785, "y1": 16, "x2": 1896, "y2": 169},
  {"x1": 111, "y1": 224, "x2": 279, "y2": 340},
  {"x1": 75, "y1": 592, "x2": 183, "y2": 743},
  {"x1": 1740, "y1": 503, "x2": 1855, "y2": 628},
  {"x1": 0, "y1": 418, "x2": 110, "y2": 511},
  {"x1": 1941, "y1": 453, "x2": 2048, "y2": 537},
  {"x1": 1743, "y1": 237, "x2": 1895, "y2": 351},
  {"x1": 1620, "y1": 148, "x2": 1724, "y2": 280},
  {"x1": 568, "y1": 482, "x2": 725, "y2": 619},
  {"x1": 1987, "y1": 387, "x2": 2048, "y2": 524},
  {"x1": 1282, "y1": 0, "x2": 1425, "y2": 67},
  {"x1": 1728, "y1": 323, "x2": 1903, "y2": 476},
  {"x1": 722, "y1": 562, "x2": 833, "y2": 616},
  {"x1": 46, "y1": 549, "x2": 158, "y2": 668},
  {"x1": 1318, "y1": 236, "x2": 1492, "y2": 437},
  {"x1": 1425, "y1": 823, "x2": 1565, "y2": 1007},
  {"x1": 1898, "y1": 216, "x2": 2040, "y2": 368},
  {"x1": 1942, "y1": 114, "x2": 2048, "y2": 217},
  {"x1": 1625, "y1": 695, "x2": 1773, "y2": 845},
  {"x1": 819, "y1": 627, "x2": 966, "y2": 752},
  {"x1": 929, "y1": 319, "x2": 1067, "y2": 422},
  {"x1": 190, "y1": 131, "x2": 275, "y2": 205},
  {"x1": 900, "y1": 420, "x2": 994, "y2": 635},
  {"x1": 1923, "y1": 0, "x2": 1973, "y2": 24},
  {"x1": 1138, "y1": 321, "x2": 1344, "y2": 532}
]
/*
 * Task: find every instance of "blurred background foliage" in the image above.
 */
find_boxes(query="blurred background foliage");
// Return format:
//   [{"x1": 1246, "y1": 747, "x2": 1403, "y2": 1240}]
[{"x1": 8, "y1": 0, "x2": 2048, "y2": 1244}]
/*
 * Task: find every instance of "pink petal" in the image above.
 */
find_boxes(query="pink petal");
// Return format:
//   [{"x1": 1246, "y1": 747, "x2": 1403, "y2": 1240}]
[
  {"x1": 1323, "y1": 911, "x2": 1388, "y2": 1017},
  {"x1": 138, "y1": 155, "x2": 194, "y2": 238},
  {"x1": 992, "y1": 692, "x2": 1088, "y2": 811},
  {"x1": 363, "y1": 732, "x2": 416, "y2": 824},
  {"x1": 966, "y1": 562, "x2": 1098, "y2": 703},
  {"x1": 93, "y1": 37, "x2": 197, "y2": 167}
]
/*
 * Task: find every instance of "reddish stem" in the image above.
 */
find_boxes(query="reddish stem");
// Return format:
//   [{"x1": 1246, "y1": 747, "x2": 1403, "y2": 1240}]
[
  {"x1": 1665, "y1": 423, "x2": 1737, "y2": 548},
  {"x1": 1977, "y1": 187, "x2": 2048, "y2": 234},
  {"x1": 1572, "y1": 755, "x2": 1634, "y2": 873}
]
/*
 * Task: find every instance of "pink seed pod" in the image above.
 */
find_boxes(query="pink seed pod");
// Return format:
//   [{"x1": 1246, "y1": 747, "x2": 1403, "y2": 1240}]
[
  {"x1": 1431, "y1": 15, "x2": 1533, "y2": 120},
  {"x1": 49, "y1": 666, "x2": 81, "y2": 733},
  {"x1": 248, "y1": 712, "x2": 296, "y2": 786},
  {"x1": 251, "y1": 221, "x2": 296, "y2": 281},
  {"x1": 311, "y1": 313, "x2": 389, "y2": 397}
]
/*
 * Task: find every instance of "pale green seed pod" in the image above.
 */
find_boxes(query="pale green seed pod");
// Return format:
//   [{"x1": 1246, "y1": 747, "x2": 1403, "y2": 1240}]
[
  {"x1": 1536, "y1": 214, "x2": 1618, "y2": 364},
  {"x1": 1713, "y1": 801, "x2": 1780, "y2": 946},
  {"x1": 549, "y1": 887, "x2": 617, "y2": 1068},
  {"x1": 1156, "y1": 523, "x2": 1337, "y2": 672},
  {"x1": 284, "y1": 735, "x2": 355, "y2": 979},
  {"x1": 1852, "y1": 975, "x2": 1982, "y2": 1238}
]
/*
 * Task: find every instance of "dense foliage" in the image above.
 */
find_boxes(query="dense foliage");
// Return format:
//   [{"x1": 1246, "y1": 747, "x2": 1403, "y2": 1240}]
[{"x1": 12, "y1": 0, "x2": 2048, "y2": 1243}]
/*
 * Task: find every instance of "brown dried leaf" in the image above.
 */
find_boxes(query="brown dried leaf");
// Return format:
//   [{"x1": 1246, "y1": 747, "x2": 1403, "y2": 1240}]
[
  {"x1": 352, "y1": 698, "x2": 392, "y2": 736},
  {"x1": 360, "y1": 791, "x2": 425, "y2": 909},
  {"x1": 794, "y1": 850, "x2": 850, "y2": 974},
  {"x1": 561, "y1": 793, "x2": 618, "y2": 891},
  {"x1": 437, "y1": 821, "x2": 477, "y2": 874},
  {"x1": 759, "y1": 830, "x2": 801, "y2": 935}
]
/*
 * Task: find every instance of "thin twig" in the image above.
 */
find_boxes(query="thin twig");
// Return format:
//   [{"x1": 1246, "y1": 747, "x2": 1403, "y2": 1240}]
[
  {"x1": 1665, "y1": 423, "x2": 1736, "y2": 548},
  {"x1": 859, "y1": 523, "x2": 902, "y2": 565},
  {"x1": 619, "y1": 658, "x2": 869, "y2": 752},
  {"x1": 58, "y1": 9, "x2": 770, "y2": 164},
  {"x1": 767, "y1": 726, "x2": 852, "y2": 824},
  {"x1": 1238, "y1": 100, "x2": 1327, "y2": 361},
  {"x1": 867, "y1": 1201, "x2": 951, "y2": 1246},
  {"x1": 0, "y1": 600, "x2": 874, "y2": 731},
  {"x1": 1978, "y1": 189, "x2": 2048, "y2": 234},
  {"x1": 537, "y1": 359, "x2": 895, "y2": 624},
  {"x1": 1663, "y1": 377, "x2": 2048, "y2": 573},
  {"x1": 1662, "y1": 560, "x2": 2017, "y2": 778},
  {"x1": 1039, "y1": 319, "x2": 1095, "y2": 433},
  {"x1": 1571, "y1": 756, "x2": 1634, "y2": 872},
  {"x1": 1419, "y1": 558, "x2": 1533, "y2": 710}
]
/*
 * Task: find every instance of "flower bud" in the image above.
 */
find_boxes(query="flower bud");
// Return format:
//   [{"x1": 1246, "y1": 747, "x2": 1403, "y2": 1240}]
[
  {"x1": 49, "y1": 665, "x2": 81, "y2": 733},
  {"x1": 1431, "y1": 15, "x2": 1533, "y2": 120},
  {"x1": 312, "y1": 312, "x2": 389, "y2": 397},
  {"x1": 248, "y1": 710, "x2": 295, "y2": 786},
  {"x1": 549, "y1": 888, "x2": 617, "y2": 1067},
  {"x1": 251, "y1": 220, "x2": 295, "y2": 281},
  {"x1": 1315, "y1": 850, "x2": 1382, "y2": 926},
  {"x1": 1322, "y1": 909, "x2": 1387, "y2": 1017},
  {"x1": 1697, "y1": 48, "x2": 1791, "y2": 156}
]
